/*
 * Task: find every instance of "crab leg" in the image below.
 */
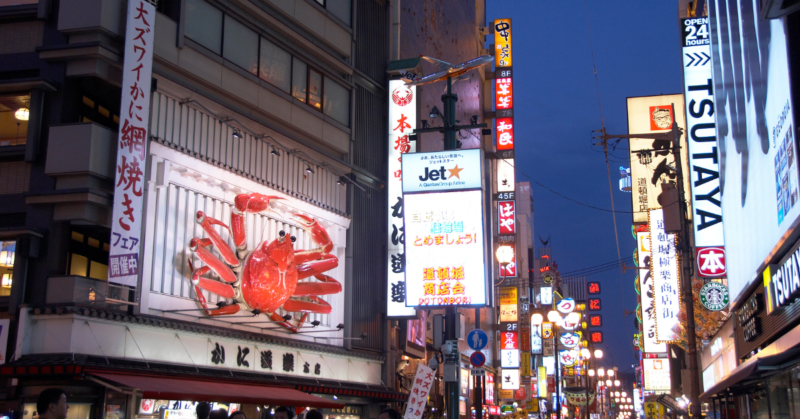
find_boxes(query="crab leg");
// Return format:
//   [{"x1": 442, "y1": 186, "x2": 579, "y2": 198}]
[
  {"x1": 293, "y1": 214, "x2": 333, "y2": 258},
  {"x1": 268, "y1": 312, "x2": 305, "y2": 333},
  {"x1": 297, "y1": 254, "x2": 338, "y2": 279},
  {"x1": 284, "y1": 296, "x2": 332, "y2": 314},
  {"x1": 194, "y1": 285, "x2": 241, "y2": 316},
  {"x1": 190, "y1": 237, "x2": 237, "y2": 283},
  {"x1": 195, "y1": 211, "x2": 239, "y2": 266},
  {"x1": 294, "y1": 274, "x2": 342, "y2": 298},
  {"x1": 231, "y1": 194, "x2": 283, "y2": 251},
  {"x1": 188, "y1": 260, "x2": 240, "y2": 316}
]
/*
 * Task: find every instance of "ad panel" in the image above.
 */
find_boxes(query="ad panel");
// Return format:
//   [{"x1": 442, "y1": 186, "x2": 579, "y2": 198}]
[
  {"x1": 709, "y1": 0, "x2": 798, "y2": 302},
  {"x1": 637, "y1": 232, "x2": 666, "y2": 353},
  {"x1": 649, "y1": 209, "x2": 680, "y2": 342},
  {"x1": 627, "y1": 94, "x2": 691, "y2": 224}
]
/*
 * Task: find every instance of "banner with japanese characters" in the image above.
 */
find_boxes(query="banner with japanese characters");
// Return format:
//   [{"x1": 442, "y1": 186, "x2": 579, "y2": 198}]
[
  {"x1": 637, "y1": 231, "x2": 666, "y2": 353},
  {"x1": 387, "y1": 79, "x2": 417, "y2": 317},
  {"x1": 403, "y1": 364, "x2": 434, "y2": 419},
  {"x1": 108, "y1": 0, "x2": 155, "y2": 287},
  {"x1": 494, "y1": 19, "x2": 512, "y2": 68},
  {"x1": 649, "y1": 209, "x2": 681, "y2": 342}
]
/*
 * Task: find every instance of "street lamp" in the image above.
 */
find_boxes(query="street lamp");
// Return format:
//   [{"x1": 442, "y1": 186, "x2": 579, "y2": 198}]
[
  {"x1": 614, "y1": 380, "x2": 621, "y2": 387},
  {"x1": 598, "y1": 368, "x2": 605, "y2": 377},
  {"x1": 607, "y1": 369, "x2": 615, "y2": 377},
  {"x1": 532, "y1": 313, "x2": 543, "y2": 325},
  {"x1": 548, "y1": 310, "x2": 562, "y2": 323},
  {"x1": 621, "y1": 392, "x2": 627, "y2": 398},
  {"x1": 588, "y1": 369, "x2": 595, "y2": 377},
  {"x1": 495, "y1": 245, "x2": 513, "y2": 286},
  {"x1": 594, "y1": 349, "x2": 603, "y2": 359},
  {"x1": 580, "y1": 348, "x2": 591, "y2": 359},
  {"x1": 606, "y1": 379, "x2": 612, "y2": 386}
]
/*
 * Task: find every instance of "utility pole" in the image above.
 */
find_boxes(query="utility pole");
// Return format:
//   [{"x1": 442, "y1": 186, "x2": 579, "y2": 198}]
[
  {"x1": 414, "y1": 75, "x2": 487, "y2": 419},
  {"x1": 592, "y1": 110, "x2": 699, "y2": 417}
]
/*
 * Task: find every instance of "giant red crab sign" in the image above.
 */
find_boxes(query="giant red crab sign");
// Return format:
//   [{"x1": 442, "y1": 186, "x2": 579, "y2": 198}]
[{"x1": 186, "y1": 193, "x2": 341, "y2": 332}]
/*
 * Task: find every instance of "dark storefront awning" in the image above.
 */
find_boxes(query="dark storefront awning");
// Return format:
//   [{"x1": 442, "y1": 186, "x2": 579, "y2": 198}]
[
  {"x1": 90, "y1": 371, "x2": 345, "y2": 408},
  {"x1": 699, "y1": 347, "x2": 800, "y2": 402}
]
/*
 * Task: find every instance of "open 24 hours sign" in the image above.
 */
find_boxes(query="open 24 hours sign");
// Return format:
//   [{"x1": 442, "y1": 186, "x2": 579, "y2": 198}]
[{"x1": 402, "y1": 149, "x2": 489, "y2": 307}]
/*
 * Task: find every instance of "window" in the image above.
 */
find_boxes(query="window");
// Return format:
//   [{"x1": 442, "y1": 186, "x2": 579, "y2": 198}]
[
  {"x1": 183, "y1": 0, "x2": 351, "y2": 126},
  {"x1": 80, "y1": 95, "x2": 120, "y2": 130},
  {"x1": 185, "y1": 0, "x2": 222, "y2": 54},
  {"x1": 308, "y1": 69, "x2": 322, "y2": 110},
  {"x1": 68, "y1": 229, "x2": 110, "y2": 281},
  {"x1": 0, "y1": 241, "x2": 15, "y2": 297},
  {"x1": 292, "y1": 58, "x2": 308, "y2": 103},
  {"x1": 0, "y1": 93, "x2": 30, "y2": 147},
  {"x1": 223, "y1": 16, "x2": 258, "y2": 75},
  {"x1": 323, "y1": 78, "x2": 349, "y2": 125},
  {"x1": 259, "y1": 38, "x2": 292, "y2": 93},
  {"x1": 326, "y1": 0, "x2": 351, "y2": 25}
]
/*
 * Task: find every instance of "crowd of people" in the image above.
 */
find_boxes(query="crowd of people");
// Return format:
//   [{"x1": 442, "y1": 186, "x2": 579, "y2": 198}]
[{"x1": 35, "y1": 388, "x2": 402, "y2": 419}]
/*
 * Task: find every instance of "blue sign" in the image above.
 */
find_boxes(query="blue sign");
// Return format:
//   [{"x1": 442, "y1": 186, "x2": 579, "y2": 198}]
[
  {"x1": 467, "y1": 329, "x2": 488, "y2": 350},
  {"x1": 470, "y1": 351, "x2": 486, "y2": 367}
]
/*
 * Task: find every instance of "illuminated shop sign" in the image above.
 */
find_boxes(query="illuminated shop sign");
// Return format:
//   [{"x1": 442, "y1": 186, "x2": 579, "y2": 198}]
[
  {"x1": 494, "y1": 19, "x2": 512, "y2": 68},
  {"x1": 649, "y1": 209, "x2": 680, "y2": 342},
  {"x1": 497, "y1": 159, "x2": 515, "y2": 193},
  {"x1": 737, "y1": 293, "x2": 763, "y2": 342},
  {"x1": 499, "y1": 286, "x2": 518, "y2": 322},
  {"x1": 681, "y1": 17, "x2": 726, "y2": 278},
  {"x1": 501, "y1": 368, "x2": 520, "y2": 390},
  {"x1": 496, "y1": 78, "x2": 513, "y2": 110},
  {"x1": 498, "y1": 200, "x2": 516, "y2": 234},
  {"x1": 402, "y1": 149, "x2": 482, "y2": 193},
  {"x1": 642, "y1": 358, "x2": 670, "y2": 392},
  {"x1": 387, "y1": 79, "x2": 418, "y2": 317},
  {"x1": 496, "y1": 118, "x2": 514, "y2": 151},
  {"x1": 638, "y1": 231, "x2": 666, "y2": 353},
  {"x1": 588, "y1": 282, "x2": 600, "y2": 294},
  {"x1": 499, "y1": 242, "x2": 517, "y2": 278},
  {"x1": 763, "y1": 242, "x2": 800, "y2": 314}
]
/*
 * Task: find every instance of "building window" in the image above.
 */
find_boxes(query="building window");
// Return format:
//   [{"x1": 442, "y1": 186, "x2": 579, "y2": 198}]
[
  {"x1": 0, "y1": 93, "x2": 30, "y2": 147},
  {"x1": 184, "y1": 1, "x2": 351, "y2": 126},
  {"x1": 223, "y1": 15, "x2": 258, "y2": 75},
  {"x1": 185, "y1": 0, "x2": 222, "y2": 54},
  {"x1": 259, "y1": 38, "x2": 292, "y2": 93},
  {"x1": 80, "y1": 95, "x2": 120, "y2": 131},
  {"x1": 68, "y1": 229, "x2": 110, "y2": 281},
  {"x1": 0, "y1": 241, "x2": 15, "y2": 297},
  {"x1": 326, "y1": 0, "x2": 351, "y2": 26},
  {"x1": 292, "y1": 57, "x2": 308, "y2": 103},
  {"x1": 323, "y1": 78, "x2": 349, "y2": 126}
]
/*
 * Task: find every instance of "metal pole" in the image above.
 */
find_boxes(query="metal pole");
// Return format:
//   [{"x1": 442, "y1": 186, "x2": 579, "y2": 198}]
[
  {"x1": 442, "y1": 76, "x2": 458, "y2": 150},
  {"x1": 555, "y1": 328, "x2": 561, "y2": 419},
  {"x1": 475, "y1": 307, "x2": 483, "y2": 419},
  {"x1": 443, "y1": 75, "x2": 459, "y2": 419},
  {"x1": 669, "y1": 106, "x2": 699, "y2": 418}
]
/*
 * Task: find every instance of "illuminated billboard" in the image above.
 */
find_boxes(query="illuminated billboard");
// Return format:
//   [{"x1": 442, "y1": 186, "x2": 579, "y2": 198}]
[
  {"x1": 643, "y1": 358, "x2": 671, "y2": 392},
  {"x1": 497, "y1": 159, "x2": 515, "y2": 193},
  {"x1": 709, "y1": 0, "x2": 798, "y2": 303},
  {"x1": 493, "y1": 19, "x2": 511, "y2": 68},
  {"x1": 649, "y1": 209, "x2": 680, "y2": 342},
  {"x1": 637, "y1": 231, "x2": 666, "y2": 353},
  {"x1": 402, "y1": 150, "x2": 487, "y2": 308}
]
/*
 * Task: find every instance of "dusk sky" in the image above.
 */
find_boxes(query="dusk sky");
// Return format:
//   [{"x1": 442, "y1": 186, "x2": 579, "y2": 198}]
[{"x1": 485, "y1": 1, "x2": 684, "y2": 373}]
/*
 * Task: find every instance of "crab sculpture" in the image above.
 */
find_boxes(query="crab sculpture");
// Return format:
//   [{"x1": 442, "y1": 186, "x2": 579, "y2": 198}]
[{"x1": 186, "y1": 193, "x2": 341, "y2": 332}]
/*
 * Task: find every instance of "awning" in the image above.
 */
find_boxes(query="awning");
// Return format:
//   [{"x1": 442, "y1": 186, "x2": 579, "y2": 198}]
[
  {"x1": 89, "y1": 372, "x2": 345, "y2": 408},
  {"x1": 699, "y1": 346, "x2": 800, "y2": 402}
]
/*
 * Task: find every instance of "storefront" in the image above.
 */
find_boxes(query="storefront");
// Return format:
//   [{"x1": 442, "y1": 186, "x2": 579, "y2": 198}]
[{"x1": 699, "y1": 249, "x2": 800, "y2": 419}]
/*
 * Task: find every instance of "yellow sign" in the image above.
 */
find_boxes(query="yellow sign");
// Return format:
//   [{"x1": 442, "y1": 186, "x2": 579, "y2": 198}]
[
  {"x1": 521, "y1": 352, "x2": 531, "y2": 377},
  {"x1": 645, "y1": 402, "x2": 665, "y2": 419},
  {"x1": 493, "y1": 19, "x2": 512, "y2": 68},
  {"x1": 537, "y1": 367, "x2": 547, "y2": 398},
  {"x1": 498, "y1": 389, "x2": 514, "y2": 400},
  {"x1": 499, "y1": 286, "x2": 518, "y2": 305}
]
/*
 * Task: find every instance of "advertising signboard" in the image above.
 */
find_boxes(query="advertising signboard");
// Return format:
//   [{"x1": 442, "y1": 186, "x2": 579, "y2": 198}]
[
  {"x1": 638, "y1": 231, "x2": 666, "y2": 352},
  {"x1": 501, "y1": 368, "x2": 520, "y2": 390},
  {"x1": 642, "y1": 358, "x2": 671, "y2": 392},
  {"x1": 709, "y1": 0, "x2": 798, "y2": 302},
  {"x1": 650, "y1": 209, "x2": 680, "y2": 342},
  {"x1": 497, "y1": 159, "x2": 515, "y2": 193},
  {"x1": 402, "y1": 150, "x2": 487, "y2": 308},
  {"x1": 498, "y1": 200, "x2": 516, "y2": 234},
  {"x1": 499, "y1": 286, "x2": 518, "y2": 322},
  {"x1": 494, "y1": 19, "x2": 512, "y2": 68},
  {"x1": 403, "y1": 364, "x2": 435, "y2": 419},
  {"x1": 499, "y1": 242, "x2": 517, "y2": 278},
  {"x1": 108, "y1": 0, "x2": 156, "y2": 287},
  {"x1": 387, "y1": 79, "x2": 418, "y2": 318},
  {"x1": 681, "y1": 17, "x2": 727, "y2": 278},
  {"x1": 627, "y1": 94, "x2": 690, "y2": 224}
]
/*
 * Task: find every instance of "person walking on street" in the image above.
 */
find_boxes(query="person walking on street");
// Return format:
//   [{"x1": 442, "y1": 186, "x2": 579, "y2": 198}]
[{"x1": 37, "y1": 389, "x2": 68, "y2": 419}]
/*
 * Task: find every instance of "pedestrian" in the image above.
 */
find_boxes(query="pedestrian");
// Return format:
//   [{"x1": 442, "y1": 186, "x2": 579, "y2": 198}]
[
  {"x1": 305, "y1": 410, "x2": 323, "y2": 419},
  {"x1": 378, "y1": 408, "x2": 400, "y2": 419},
  {"x1": 37, "y1": 388, "x2": 68, "y2": 419},
  {"x1": 274, "y1": 407, "x2": 294, "y2": 419},
  {"x1": 229, "y1": 411, "x2": 246, "y2": 419},
  {"x1": 210, "y1": 409, "x2": 229, "y2": 419},
  {"x1": 196, "y1": 403, "x2": 212, "y2": 419}
]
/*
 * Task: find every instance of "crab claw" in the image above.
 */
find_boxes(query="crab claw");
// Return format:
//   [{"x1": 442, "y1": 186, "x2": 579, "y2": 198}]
[
  {"x1": 293, "y1": 214, "x2": 333, "y2": 253},
  {"x1": 232, "y1": 194, "x2": 284, "y2": 250}
]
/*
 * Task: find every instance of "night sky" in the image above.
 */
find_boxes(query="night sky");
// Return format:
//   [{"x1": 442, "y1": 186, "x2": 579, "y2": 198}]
[{"x1": 485, "y1": 1, "x2": 684, "y2": 374}]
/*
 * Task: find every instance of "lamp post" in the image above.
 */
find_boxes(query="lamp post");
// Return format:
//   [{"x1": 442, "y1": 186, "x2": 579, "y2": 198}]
[
  {"x1": 493, "y1": 245, "x2": 513, "y2": 419},
  {"x1": 546, "y1": 310, "x2": 581, "y2": 419}
]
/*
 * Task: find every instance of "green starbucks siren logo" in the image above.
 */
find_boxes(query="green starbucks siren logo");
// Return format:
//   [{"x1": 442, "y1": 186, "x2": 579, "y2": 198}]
[{"x1": 700, "y1": 282, "x2": 729, "y2": 311}]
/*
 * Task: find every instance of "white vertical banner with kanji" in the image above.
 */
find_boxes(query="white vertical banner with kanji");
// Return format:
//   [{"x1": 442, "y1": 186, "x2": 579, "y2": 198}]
[
  {"x1": 387, "y1": 79, "x2": 417, "y2": 317},
  {"x1": 403, "y1": 363, "x2": 434, "y2": 419},
  {"x1": 108, "y1": 0, "x2": 155, "y2": 287},
  {"x1": 649, "y1": 209, "x2": 680, "y2": 342}
]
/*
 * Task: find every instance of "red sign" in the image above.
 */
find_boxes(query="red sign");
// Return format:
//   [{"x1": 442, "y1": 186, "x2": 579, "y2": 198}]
[
  {"x1": 500, "y1": 243, "x2": 517, "y2": 277},
  {"x1": 495, "y1": 77, "x2": 513, "y2": 109},
  {"x1": 501, "y1": 331, "x2": 519, "y2": 350},
  {"x1": 588, "y1": 282, "x2": 601, "y2": 294},
  {"x1": 648, "y1": 106, "x2": 673, "y2": 131},
  {"x1": 514, "y1": 387, "x2": 526, "y2": 401},
  {"x1": 589, "y1": 314, "x2": 602, "y2": 327},
  {"x1": 496, "y1": 118, "x2": 514, "y2": 150},
  {"x1": 487, "y1": 406, "x2": 499, "y2": 415},
  {"x1": 590, "y1": 331, "x2": 604, "y2": 344},
  {"x1": 520, "y1": 328, "x2": 531, "y2": 352},
  {"x1": 498, "y1": 200, "x2": 516, "y2": 234},
  {"x1": 696, "y1": 246, "x2": 727, "y2": 277},
  {"x1": 588, "y1": 298, "x2": 601, "y2": 311}
]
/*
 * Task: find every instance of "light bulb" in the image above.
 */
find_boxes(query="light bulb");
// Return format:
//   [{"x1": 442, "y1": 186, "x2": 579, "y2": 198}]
[{"x1": 15, "y1": 108, "x2": 29, "y2": 121}]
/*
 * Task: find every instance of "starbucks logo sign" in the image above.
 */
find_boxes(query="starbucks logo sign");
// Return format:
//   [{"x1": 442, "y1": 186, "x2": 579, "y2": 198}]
[{"x1": 700, "y1": 282, "x2": 729, "y2": 311}]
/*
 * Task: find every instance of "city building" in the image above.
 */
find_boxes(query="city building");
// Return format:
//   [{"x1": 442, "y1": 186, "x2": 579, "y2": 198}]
[{"x1": 0, "y1": 0, "x2": 404, "y2": 416}]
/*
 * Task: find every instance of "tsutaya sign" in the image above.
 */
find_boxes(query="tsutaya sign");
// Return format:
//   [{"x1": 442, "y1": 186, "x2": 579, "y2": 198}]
[
  {"x1": 681, "y1": 17, "x2": 726, "y2": 278},
  {"x1": 763, "y1": 239, "x2": 800, "y2": 314},
  {"x1": 387, "y1": 79, "x2": 417, "y2": 317},
  {"x1": 108, "y1": 0, "x2": 156, "y2": 287},
  {"x1": 402, "y1": 150, "x2": 488, "y2": 307}
]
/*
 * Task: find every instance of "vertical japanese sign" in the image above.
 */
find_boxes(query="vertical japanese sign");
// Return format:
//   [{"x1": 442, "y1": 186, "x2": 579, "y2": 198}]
[
  {"x1": 108, "y1": 0, "x2": 155, "y2": 287},
  {"x1": 403, "y1": 363, "x2": 434, "y2": 419},
  {"x1": 537, "y1": 367, "x2": 547, "y2": 398},
  {"x1": 494, "y1": 19, "x2": 512, "y2": 68},
  {"x1": 498, "y1": 200, "x2": 516, "y2": 234},
  {"x1": 388, "y1": 79, "x2": 417, "y2": 317},
  {"x1": 681, "y1": 17, "x2": 726, "y2": 278},
  {"x1": 499, "y1": 286, "x2": 518, "y2": 322},
  {"x1": 649, "y1": 209, "x2": 680, "y2": 342},
  {"x1": 627, "y1": 94, "x2": 690, "y2": 224},
  {"x1": 637, "y1": 231, "x2": 666, "y2": 353}
]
